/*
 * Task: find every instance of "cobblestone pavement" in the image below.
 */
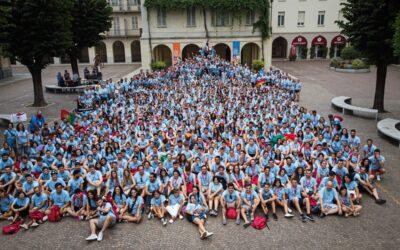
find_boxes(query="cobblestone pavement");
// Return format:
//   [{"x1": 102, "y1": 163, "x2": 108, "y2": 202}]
[{"x1": 0, "y1": 61, "x2": 400, "y2": 250}]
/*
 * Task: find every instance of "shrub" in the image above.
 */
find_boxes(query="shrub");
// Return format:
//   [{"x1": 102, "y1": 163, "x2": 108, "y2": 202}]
[
  {"x1": 341, "y1": 46, "x2": 359, "y2": 62},
  {"x1": 351, "y1": 59, "x2": 369, "y2": 69},
  {"x1": 330, "y1": 58, "x2": 340, "y2": 68},
  {"x1": 252, "y1": 60, "x2": 264, "y2": 71},
  {"x1": 289, "y1": 54, "x2": 297, "y2": 61},
  {"x1": 150, "y1": 61, "x2": 166, "y2": 71}
]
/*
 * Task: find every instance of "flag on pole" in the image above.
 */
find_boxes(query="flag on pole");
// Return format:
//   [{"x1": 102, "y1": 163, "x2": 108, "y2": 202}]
[{"x1": 60, "y1": 109, "x2": 75, "y2": 124}]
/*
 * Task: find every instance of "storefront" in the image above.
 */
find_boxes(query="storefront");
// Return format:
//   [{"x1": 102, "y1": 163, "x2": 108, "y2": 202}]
[
  {"x1": 311, "y1": 35, "x2": 327, "y2": 59},
  {"x1": 291, "y1": 36, "x2": 308, "y2": 59},
  {"x1": 331, "y1": 35, "x2": 347, "y2": 58}
]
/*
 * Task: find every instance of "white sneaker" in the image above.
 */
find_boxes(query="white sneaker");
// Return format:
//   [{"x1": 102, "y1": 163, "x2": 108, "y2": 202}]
[
  {"x1": 376, "y1": 175, "x2": 381, "y2": 181},
  {"x1": 85, "y1": 234, "x2": 97, "y2": 241},
  {"x1": 31, "y1": 222, "x2": 39, "y2": 227},
  {"x1": 179, "y1": 215, "x2": 183, "y2": 220},
  {"x1": 288, "y1": 208, "x2": 293, "y2": 213},
  {"x1": 285, "y1": 213, "x2": 294, "y2": 218},
  {"x1": 97, "y1": 231, "x2": 103, "y2": 241},
  {"x1": 169, "y1": 219, "x2": 174, "y2": 224},
  {"x1": 79, "y1": 216, "x2": 84, "y2": 221},
  {"x1": 20, "y1": 224, "x2": 29, "y2": 230},
  {"x1": 205, "y1": 231, "x2": 214, "y2": 238},
  {"x1": 42, "y1": 216, "x2": 48, "y2": 222},
  {"x1": 7, "y1": 216, "x2": 13, "y2": 221},
  {"x1": 148, "y1": 212, "x2": 153, "y2": 220},
  {"x1": 162, "y1": 218, "x2": 167, "y2": 226}
]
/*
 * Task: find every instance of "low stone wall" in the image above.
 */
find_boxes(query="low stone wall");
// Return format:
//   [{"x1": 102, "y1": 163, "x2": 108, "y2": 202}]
[{"x1": 329, "y1": 67, "x2": 370, "y2": 73}]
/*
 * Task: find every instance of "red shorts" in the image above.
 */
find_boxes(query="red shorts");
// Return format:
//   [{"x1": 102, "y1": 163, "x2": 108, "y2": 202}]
[{"x1": 370, "y1": 169, "x2": 382, "y2": 176}]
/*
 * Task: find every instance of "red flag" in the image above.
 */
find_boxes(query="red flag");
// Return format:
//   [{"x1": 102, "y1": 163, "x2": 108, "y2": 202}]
[
  {"x1": 256, "y1": 79, "x2": 266, "y2": 87},
  {"x1": 60, "y1": 109, "x2": 70, "y2": 120}
]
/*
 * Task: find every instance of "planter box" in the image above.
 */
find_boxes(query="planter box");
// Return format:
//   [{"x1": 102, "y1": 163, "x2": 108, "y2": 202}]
[{"x1": 329, "y1": 67, "x2": 370, "y2": 73}]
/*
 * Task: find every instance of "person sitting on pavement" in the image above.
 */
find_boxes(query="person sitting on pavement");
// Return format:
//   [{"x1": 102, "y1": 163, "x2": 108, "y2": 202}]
[
  {"x1": 86, "y1": 196, "x2": 117, "y2": 241},
  {"x1": 286, "y1": 179, "x2": 314, "y2": 222},
  {"x1": 185, "y1": 194, "x2": 213, "y2": 240},
  {"x1": 318, "y1": 181, "x2": 342, "y2": 218}
]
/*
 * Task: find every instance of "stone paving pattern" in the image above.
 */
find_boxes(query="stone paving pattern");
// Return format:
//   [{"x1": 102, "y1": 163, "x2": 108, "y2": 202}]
[{"x1": 0, "y1": 61, "x2": 399, "y2": 250}]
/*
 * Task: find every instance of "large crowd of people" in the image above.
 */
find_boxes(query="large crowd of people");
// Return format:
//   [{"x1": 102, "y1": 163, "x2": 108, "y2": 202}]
[{"x1": 0, "y1": 49, "x2": 387, "y2": 241}]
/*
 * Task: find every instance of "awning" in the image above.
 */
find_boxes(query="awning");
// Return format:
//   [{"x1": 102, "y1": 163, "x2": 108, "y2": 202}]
[
  {"x1": 292, "y1": 36, "x2": 307, "y2": 46},
  {"x1": 331, "y1": 35, "x2": 346, "y2": 45},
  {"x1": 312, "y1": 35, "x2": 327, "y2": 46}
]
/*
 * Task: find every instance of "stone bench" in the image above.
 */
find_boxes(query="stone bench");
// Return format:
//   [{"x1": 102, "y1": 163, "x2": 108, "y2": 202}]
[
  {"x1": 45, "y1": 84, "x2": 97, "y2": 94},
  {"x1": 331, "y1": 96, "x2": 378, "y2": 120},
  {"x1": 377, "y1": 118, "x2": 400, "y2": 148}
]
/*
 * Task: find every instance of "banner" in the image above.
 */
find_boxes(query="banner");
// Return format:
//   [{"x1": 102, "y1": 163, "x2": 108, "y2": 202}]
[
  {"x1": 232, "y1": 41, "x2": 240, "y2": 63},
  {"x1": 10, "y1": 112, "x2": 27, "y2": 123},
  {"x1": 172, "y1": 43, "x2": 180, "y2": 65}
]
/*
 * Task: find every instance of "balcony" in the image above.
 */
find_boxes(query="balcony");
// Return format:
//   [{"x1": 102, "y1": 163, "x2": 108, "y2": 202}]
[
  {"x1": 105, "y1": 29, "x2": 141, "y2": 38},
  {"x1": 110, "y1": 5, "x2": 141, "y2": 13}
]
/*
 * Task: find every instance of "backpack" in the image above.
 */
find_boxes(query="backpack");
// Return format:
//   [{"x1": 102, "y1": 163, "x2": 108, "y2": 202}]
[
  {"x1": 2, "y1": 221, "x2": 23, "y2": 235},
  {"x1": 48, "y1": 205, "x2": 61, "y2": 222},
  {"x1": 226, "y1": 207, "x2": 237, "y2": 220},
  {"x1": 251, "y1": 216, "x2": 267, "y2": 230},
  {"x1": 29, "y1": 210, "x2": 45, "y2": 220}
]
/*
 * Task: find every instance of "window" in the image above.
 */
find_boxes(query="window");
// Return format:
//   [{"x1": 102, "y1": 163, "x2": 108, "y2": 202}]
[
  {"x1": 110, "y1": 0, "x2": 120, "y2": 6},
  {"x1": 318, "y1": 11, "x2": 325, "y2": 26},
  {"x1": 131, "y1": 16, "x2": 138, "y2": 29},
  {"x1": 278, "y1": 11, "x2": 285, "y2": 27},
  {"x1": 113, "y1": 17, "x2": 120, "y2": 35},
  {"x1": 245, "y1": 11, "x2": 255, "y2": 25},
  {"x1": 187, "y1": 7, "x2": 196, "y2": 26},
  {"x1": 297, "y1": 11, "x2": 305, "y2": 26},
  {"x1": 127, "y1": 0, "x2": 139, "y2": 6},
  {"x1": 157, "y1": 8, "x2": 166, "y2": 27},
  {"x1": 212, "y1": 11, "x2": 232, "y2": 27}
]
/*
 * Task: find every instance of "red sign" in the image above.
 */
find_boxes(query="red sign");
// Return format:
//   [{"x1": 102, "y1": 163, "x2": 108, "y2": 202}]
[
  {"x1": 292, "y1": 36, "x2": 307, "y2": 46},
  {"x1": 331, "y1": 35, "x2": 346, "y2": 45},
  {"x1": 312, "y1": 35, "x2": 327, "y2": 45}
]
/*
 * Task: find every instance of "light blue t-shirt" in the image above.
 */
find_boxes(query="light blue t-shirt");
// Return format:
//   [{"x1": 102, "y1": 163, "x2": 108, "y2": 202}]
[{"x1": 50, "y1": 190, "x2": 70, "y2": 207}]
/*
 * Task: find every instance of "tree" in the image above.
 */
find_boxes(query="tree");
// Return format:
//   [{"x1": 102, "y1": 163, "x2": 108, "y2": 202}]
[
  {"x1": 68, "y1": 0, "x2": 112, "y2": 76},
  {"x1": 394, "y1": 13, "x2": 400, "y2": 57},
  {"x1": 337, "y1": 0, "x2": 400, "y2": 112},
  {"x1": 0, "y1": 0, "x2": 12, "y2": 55},
  {"x1": 340, "y1": 46, "x2": 359, "y2": 63},
  {"x1": 1, "y1": 0, "x2": 73, "y2": 107}
]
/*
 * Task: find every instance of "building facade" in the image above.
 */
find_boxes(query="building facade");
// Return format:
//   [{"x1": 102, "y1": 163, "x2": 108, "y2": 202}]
[
  {"x1": 140, "y1": 3, "x2": 271, "y2": 69},
  {"x1": 12, "y1": 0, "x2": 346, "y2": 69},
  {"x1": 271, "y1": 0, "x2": 347, "y2": 59}
]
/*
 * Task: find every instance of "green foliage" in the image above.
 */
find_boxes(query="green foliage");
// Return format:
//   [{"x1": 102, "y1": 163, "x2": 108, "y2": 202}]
[
  {"x1": 298, "y1": 46, "x2": 307, "y2": 59},
  {"x1": 2, "y1": 0, "x2": 73, "y2": 69},
  {"x1": 70, "y1": 0, "x2": 112, "y2": 50},
  {"x1": 0, "y1": 0, "x2": 12, "y2": 55},
  {"x1": 340, "y1": 46, "x2": 359, "y2": 62},
  {"x1": 309, "y1": 45, "x2": 315, "y2": 59},
  {"x1": 289, "y1": 54, "x2": 296, "y2": 61},
  {"x1": 151, "y1": 61, "x2": 167, "y2": 70},
  {"x1": 251, "y1": 59, "x2": 264, "y2": 71},
  {"x1": 351, "y1": 59, "x2": 369, "y2": 69},
  {"x1": 321, "y1": 46, "x2": 328, "y2": 59},
  {"x1": 337, "y1": 0, "x2": 400, "y2": 65},
  {"x1": 144, "y1": 0, "x2": 271, "y2": 40},
  {"x1": 330, "y1": 58, "x2": 341, "y2": 68},
  {"x1": 394, "y1": 13, "x2": 400, "y2": 57},
  {"x1": 329, "y1": 47, "x2": 334, "y2": 59}
]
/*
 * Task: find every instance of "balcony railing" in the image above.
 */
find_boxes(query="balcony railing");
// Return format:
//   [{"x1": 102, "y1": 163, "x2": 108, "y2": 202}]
[
  {"x1": 110, "y1": 5, "x2": 141, "y2": 12},
  {"x1": 105, "y1": 29, "x2": 141, "y2": 37}
]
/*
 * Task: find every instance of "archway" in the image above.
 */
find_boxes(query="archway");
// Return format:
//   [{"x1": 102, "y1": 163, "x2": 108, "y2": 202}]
[
  {"x1": 153, "y1": 44, "x2": 172, "y2": 66},
  {"x1": 131, "y1": 40, "x2": 141, "y2": 62},
  {"x1": 214, "y1": 43, "x2": 231, "y2": 61},
  {"x1": 241, "y1": 43, "x2": 260, "y2": 67},
  {"x1": 331, "y1": 35, "x2": 346, "y2": 58},
  {"x1": 78, "y1": 47, "x2": 90, "y2": 63},
  {"x1": 311, "y1": 35, "x2": 327, "y2": 59},
  {"x1": 291, "y1": 36, "x2": 308, "y2": 59},
  {"x1": 113, "y1": 41, "x2": 126, "y2": 63},
  {"x1": 95, "y1": 42, "x2": 107, "y2": 63},
  {"x1": 182, "y1": 44, "x2": 201, "y2": 61},
  {"x1": 272, "y1": 37, "x2": 288, "y2": 58}
]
